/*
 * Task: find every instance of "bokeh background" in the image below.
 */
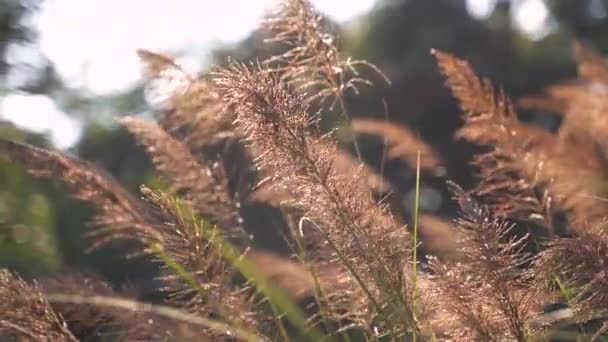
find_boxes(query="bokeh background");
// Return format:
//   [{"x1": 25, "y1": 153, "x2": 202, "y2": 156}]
[{"x1": 0, "y1": 0, "x2": 607, "y2": 286}]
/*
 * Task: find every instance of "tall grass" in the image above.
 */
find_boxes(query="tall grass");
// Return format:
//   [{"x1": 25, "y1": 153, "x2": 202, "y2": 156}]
[{"x1": 1, "y1": 1, "x2": 608, "y2": 340}]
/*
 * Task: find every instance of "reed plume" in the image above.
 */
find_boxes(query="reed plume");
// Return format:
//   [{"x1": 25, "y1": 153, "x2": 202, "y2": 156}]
[
  {"x1": 263, "y1": 0, "x2": 389, "y2": 110},
  {"x1": 212, "y1": 62, "x2": 416, "y2": 336},
  {"x1": 429, "y1": 184, "x2": 542, "y2": 341},
  {"x1": 120, "y1": 116, "x2": 243, "y2": 238},
  {"x1": 433, "y1": 48, "x2": 608, "y2": 233}
]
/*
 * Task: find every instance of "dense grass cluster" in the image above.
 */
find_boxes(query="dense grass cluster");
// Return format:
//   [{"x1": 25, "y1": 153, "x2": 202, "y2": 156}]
[{"x1": 1, "y1": 0, "x2": 608, "y2": 340}]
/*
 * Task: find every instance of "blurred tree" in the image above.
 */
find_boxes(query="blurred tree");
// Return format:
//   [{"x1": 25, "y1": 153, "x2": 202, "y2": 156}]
[
  {"x1": 0, "y1": 0, "x2": 40, "y2": 76},
  {"x1": 0, "y1": 122, "x2": 62, "y2": 277},
  {"x1": 548, "y1": 0, "x2": 608, "y2": 47},
  {"x1": 0, "y1": 0, "x2": 152, "y2": 282}
]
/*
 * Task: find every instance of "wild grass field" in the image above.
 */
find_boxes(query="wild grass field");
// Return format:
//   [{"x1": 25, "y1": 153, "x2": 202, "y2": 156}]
[{"x1": 1, "y1": 0, "x2": 608, "y2": 340}]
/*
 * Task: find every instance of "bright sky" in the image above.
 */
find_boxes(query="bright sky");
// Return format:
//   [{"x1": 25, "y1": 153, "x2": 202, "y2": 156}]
[
  {"x1": 1, "y1": 0, "x2": 558, "y2": 150},
  {"x1": 1, "y1": 0, "x2": 377, "y2": 149},
  {"x1": 37, "y1": 0, "x2": 377, "y2": 95}
]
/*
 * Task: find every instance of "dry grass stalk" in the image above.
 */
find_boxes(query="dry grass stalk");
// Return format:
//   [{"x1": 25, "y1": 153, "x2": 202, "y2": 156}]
[
  {"x1": 136, "y1": 186, "x2": 259, "y2": 333},
  {"x1": 247, "y1": 142, "x2": 392, "y2": 207},
  {"x1": 517, "y1": 80, "x2": 582, "y2": 115},
  {"x1": 0, "y1": 139, "x2": 164, "y2": 248},
  {"x1": 40, "y1": 272, "x2": 175, "y2": 341},
  {"x1": 432, "y1": 49, "x2": 556, "y2": 228},
  {"x1": 417, "y1": 214, "x2": 467, "y2": 262},
  {"x1": 429, "y1": 184, "x2": 542, "y2": 341},
  {"x1": 120, "y1": 116, "x2": 243, "y2": 237},
  {"x1": 573, "y1": 41, "x2": 608, "y2": 83},
  {"x1": 547, "y1": 43, "x2": 608, "y2": 231},
  {"x1": 0, "y1": 139, "x2": 258, "y2": 336},
  {"x1": 534, "y1": 232, "x2": 608, "y2": 339},
  {"x1": 44, "y1": 293, "x2": 258, "y2": 341},
  {"x1": 137, "y1": 49, "x2": 234, "y2": 151},
  {"x1": 433, "y1": 49, "x2": 608, "y2": 232},
  {"x1": 263, "y1": 0, "x2": 388, "y2": 111},
  {"x1": 121, "y1": 118, "x2": 334, "y2": 322},
  {"x1": 351, "y1": 118, "x2": 443, "y2": 172},
  {"x1": 0, "y1": 270, "x2": 78, "y2": 341},
  {"x1": 516, "y1": 42, "x2": 607, "y2": 116},
  {"x1": 556, "y1": 43, "x2": 608, "y2": 156},
  {"x1": 137, "y1": 49, "x2": 261, "y2": 205},
  {"x1": 212, "y1": 62, "x2": 415, "y2": 335}
]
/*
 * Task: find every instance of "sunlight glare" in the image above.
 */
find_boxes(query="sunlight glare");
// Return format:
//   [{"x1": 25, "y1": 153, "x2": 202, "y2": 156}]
[
  {"x1": 466, "y1": 0, "x2": 497, "y2": 20},
  {"x1": 512, "y1": 0, "x2": 553, "y2": 40},
  {"x1": 1, "y1": 94, "x2": 82, "y2": 149}
]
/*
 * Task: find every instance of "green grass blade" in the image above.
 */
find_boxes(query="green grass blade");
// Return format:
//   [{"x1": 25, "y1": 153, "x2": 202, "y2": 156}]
[{"x1": 166, "y1": 195, "x2": 325, "y2": 341}]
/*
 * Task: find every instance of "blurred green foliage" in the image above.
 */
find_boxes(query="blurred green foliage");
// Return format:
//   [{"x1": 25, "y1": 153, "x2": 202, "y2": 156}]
[{"x1": 0, "y1": 123, "x2": 61, "y2": 276}]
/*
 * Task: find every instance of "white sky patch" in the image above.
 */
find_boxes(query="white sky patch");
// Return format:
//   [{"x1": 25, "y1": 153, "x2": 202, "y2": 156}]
[
  {"x1": 466, "y1": 0, "x2": 498, "y2": 20},
  {"x1": 314, "y1": 0, "x2": 377, "y2": 22},
  {"x1": 512, "y1": 0, "x2": 554, "y2": 40},
  {"x1": 5, "y1": 0, "x2": 376, "y2": 149},
  {"x1": 1, "y1": 94, "x2": 82, "y2": 149},
  {"x1": 35, "y1": 0, "x2": 377, "y2": 96}
]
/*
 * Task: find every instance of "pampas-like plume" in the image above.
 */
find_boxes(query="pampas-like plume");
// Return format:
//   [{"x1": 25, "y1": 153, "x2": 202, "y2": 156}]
[
  {"x1": 135, "y1": 186, "x2": 259, "y2": 334},
  {"x1": 417, "y1": 214, "x2": 467, "y2": 262},
  {"x1": 0, "y1": 140, "x2": 258, "y2": 336},
  {"x1": 0, "y1": 138, "x2": 339, "y2": 335},
  {"x1": 433, "y1": 49, "x2": 608, "y2": 232},
  {"x1": 351, "y1": 118, "x2": 443, "y2": 172},
  {"x1": 573, "y1": 41, "x2": 608, "y2": 84},
  {"x1": 137, "y1": 49, "x2": 234, "y2": 150},
  {"x1": 534, "y1": 233, "x2": 608, "y2": 338},
  {"x1": 0, "y1": 270, "x2": 78, "y2": 341},
  {"x1": 0, "y1": 139, "x2": 163, "y2": 248},
  {"x1": 432, "y1": 49, "x2": 555, "y2": 227},
  {"x1": 517, "y1": 80, "x2": 581, "y2": 115},
  {"x1": 137, "y1": 49, "x2": 279, "y2": 209},
  {"x1": 119, "y1": 116, "x2": 243, "y2": 238},
  {"x1": 212, "y1": 62, "x2": 415, "y2": 335},
  {"x1": 517, "y1": 42, "x2": 607, "y2": 116},
  {"x1": 531, "y1": 43, "x2": 608, "y2": 232},
  {"x1": 429, "y1": 184, "x2": 542, "y2": 341},
  {"x1": 248, "y1": 143, "x2": 392, "y2": 207},
  {"x1": 263, "y1": 0, "x2": 389, "y2": 112},
  {"x1": 557, "y1": 43, "x2": 608, "y2": 158}
]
